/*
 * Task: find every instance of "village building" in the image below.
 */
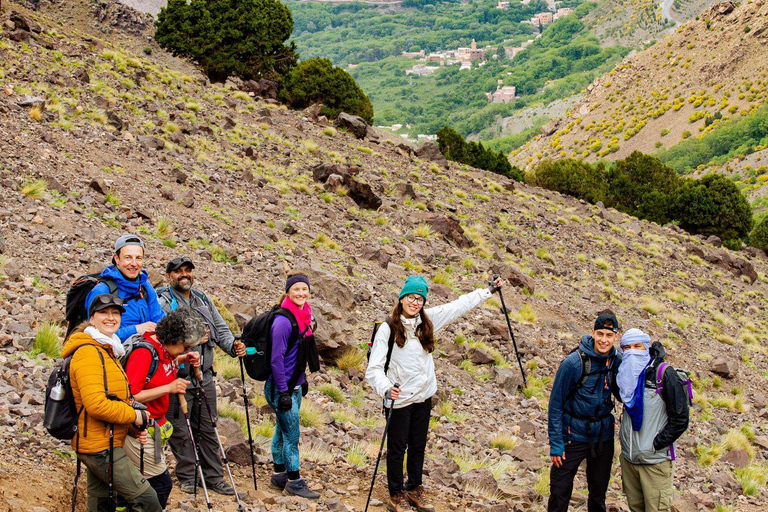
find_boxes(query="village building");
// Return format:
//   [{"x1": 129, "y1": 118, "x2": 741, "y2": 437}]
[
  {"x1": 554, "y1": 7, "x2": 574, "y2": 19},
  {"x1": 406, "y1": 64, "x2": 440, "y2": 76},
  {"x1": 487, "y1": 80, "x2": 516, "y2": 103},
  {"x1": 402, "y1": 50, "x2": 426, "y2": 58},
  {"x1": 496, "y1": 1, "x2": 510, "y2": 9}
]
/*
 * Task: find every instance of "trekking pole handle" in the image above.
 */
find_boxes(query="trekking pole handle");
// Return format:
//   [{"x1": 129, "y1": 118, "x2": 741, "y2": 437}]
[
  {"x1": 194, "y1": 366, "x2": 203, "y2": 383},
  {"x1": 179, "y1": 394, "x2": 189, "y2": 415}
]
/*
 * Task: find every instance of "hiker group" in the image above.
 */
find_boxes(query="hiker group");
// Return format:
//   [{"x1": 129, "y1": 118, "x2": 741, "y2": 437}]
[{"x1": 45, "y1": 233, "x2": 690, "y2": 512}]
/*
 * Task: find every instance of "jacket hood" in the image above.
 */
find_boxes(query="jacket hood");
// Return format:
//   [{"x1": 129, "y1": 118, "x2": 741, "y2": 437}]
[
  {"x1": 62, "y1": 332, "x2": 115, "y2": 359},
  {"x1": 579, "y1": 334, "x2": 617, "y2": 360},
  {"x1": 100, "y1": 265, "x2": 148, "y2": 296}
]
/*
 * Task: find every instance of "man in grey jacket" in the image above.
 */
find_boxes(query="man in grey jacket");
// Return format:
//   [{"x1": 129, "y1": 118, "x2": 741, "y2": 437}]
[
  {"x1": 158, "y1": 256, "x2": 246, "y2": 495},
  {"x1": 617, "y1": 329, "x2": 689, "y2": 512}
]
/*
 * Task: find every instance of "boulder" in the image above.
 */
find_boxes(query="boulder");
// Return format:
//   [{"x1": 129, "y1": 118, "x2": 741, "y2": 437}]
[
  {"x1": 420, "y1": 213, "x2": 472, "y2": 248},
  {"x1": 334, "y1": 113, "x2": 368, "y2": 139},
  {"x1": 490, "y1": 264, "x2": 535, "y2": 294},
  {"x1": 106, "y1": 111, "x2": 124, "y2": 131},
  {"x1": 137, "y1": 135, "x2": 164, "y2": 150},
  {"x1": 72, "y1": 68, "x2": 90, "y2": 84},
  {"x1": 414, "y1": 142, "x2": 448, "y2": 167},
  {"x1": 468, "y1": 346, "x2": 495, "y2": 364},
  {"x1": 345, "y1": 177, "x2": 381, "y2": 210},
  {"x1": 720, "y1": 449, "x2": 750, "y2": 468},
  {"x1": 494, "y1": 367, "x2": 524, "y2": 394},
  {"x1": 10, "y1": 11, "x2": 41, "y2": 33},
  {"x1": 710, "y1": 358, "x2": 737, "y2": 379},
  {"x1": 461, "y1": 468, "x2": 498, "y2": 494},
  {"x1": 89, "y1": 178, "x2": 109, "y2": 196},
  {"x1": 241, "y1": 79, "x2": 278, "y2": 100},
  {"x1": 218, "y1": 417, "x2": 251, "y2": 466},
  {"x1": 393, "y1": 182, "x2": 417, "y2": 200},
  {"x1": 311, "y1": 163, "x2": 343, "y2": 183}
]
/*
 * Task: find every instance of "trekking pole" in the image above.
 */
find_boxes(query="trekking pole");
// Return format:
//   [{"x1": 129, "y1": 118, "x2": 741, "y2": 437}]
[
  {"x1": 179, "y1": 394, "x2": 213, "y2": 511},
  {"x1": 492, "y1": 274, "x2": 527, "y2": 388},
  {"x1": 194, "y1": 367, "x2": 247, "y2": 511},
  {"x1": 364, "y1": 382, "x2": 400, "y2": 512},
  {"x1": 237, "y1": 337, "x2": 258, "y2": 491},
  {"x1": 139, "y1": 418, "x2": 155, "y2": 475},
  {"x1": 108, "y1": 424, "x2": 115, "y2": 512}
]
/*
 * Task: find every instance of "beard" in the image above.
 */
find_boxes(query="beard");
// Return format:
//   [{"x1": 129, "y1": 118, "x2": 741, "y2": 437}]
[{"x1": 175, "y1": 278, "x2": 193, "y2": 292}]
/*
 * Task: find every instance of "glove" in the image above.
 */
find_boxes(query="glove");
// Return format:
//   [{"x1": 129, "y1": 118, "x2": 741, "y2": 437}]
[
  {"x1": 301, "y1": 381, "x2": 309, "y2": 397},
  {"x1": 278, "y1": 392, "x2": 292, "y2": 412}
]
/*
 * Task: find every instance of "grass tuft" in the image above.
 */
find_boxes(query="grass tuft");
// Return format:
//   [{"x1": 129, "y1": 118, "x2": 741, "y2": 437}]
[
  {"x1": 20, "y1": 178, "x2": 48, "y2": 199},
  {"x1": 490, "y1": 432, "x2": 521, "y2": 450},
  {"x1": 735, "y1": 464, "x2": 768, "y2": 496},
  {"x1": 317, "y1": 383, "x2": 345, "y2": 403},
  {"x1": 299, "y1": 399, "x2": 325, "y2": 428},
  {"x1": 335, "y1": 347, "x2": 366, "y2": 373},
  {"x1": 32, "y1": 322, "x2": 62, "y2": 358}
]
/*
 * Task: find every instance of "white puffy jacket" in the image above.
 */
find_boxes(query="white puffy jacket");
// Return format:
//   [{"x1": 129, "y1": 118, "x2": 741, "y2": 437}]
[{"x1": 366, "y1": 287, "x2": 492, "y2": 409}]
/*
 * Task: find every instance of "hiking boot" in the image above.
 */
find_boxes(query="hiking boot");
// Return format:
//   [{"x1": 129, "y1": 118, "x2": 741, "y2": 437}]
[
  {"x1": 179, "y1": 481, "x2": 196, "y2": 494},
  {"x1": 209, "y1": 480, "x2": 235, "y2": 496},
  {"x1": 283, "y1": 478, "x2": 321, "y2": 500},
  {"x1": 270, "y1": 471, "x2": 289, "y2": 490},
  {"x1": 387, "y1": 492, "x2": 411, "y2": 512},
  {"x1": 406, "y1": 486, "x2": 434, "y2": 512}
]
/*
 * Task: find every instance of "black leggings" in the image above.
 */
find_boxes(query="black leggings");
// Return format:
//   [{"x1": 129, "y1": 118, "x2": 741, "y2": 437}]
[{"x1": 148, "y1": 470, "x2": 173, "y2": 509}]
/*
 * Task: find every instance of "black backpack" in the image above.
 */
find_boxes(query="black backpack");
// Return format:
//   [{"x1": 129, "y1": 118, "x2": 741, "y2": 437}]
[
  {"x1": 563, "y1": 347, "x2": 616, "y2": 405},
  {"x1": 64, "y1": 273, "x2": 149, "y2": 337},
  {"x1": 119, "y1": 335, "x2": 160, "y2": 385},
  {"x1": 241, "y1": 306, "x2": 299, "y2": 381},
  {"x1": 366, "y1": 320, "x2": 396, "y2": 374},
  {"x1": 44, "y1": 345, "x2": 107, "y2": 440}
]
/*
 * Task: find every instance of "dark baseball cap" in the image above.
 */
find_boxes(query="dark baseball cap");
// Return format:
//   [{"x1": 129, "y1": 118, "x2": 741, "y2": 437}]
[
  {"x1": 594, "y1": 313, "x2": 620, "y2": 333},
  {"x1": 166, "y1": 256, "x2": 195, "y2": 273},
  {"x1": 89, "y1": 294, "x2": 126, "y2": 317},
  {"x1": 114, "y1": 234, "x2": 145, "y2": 253}
]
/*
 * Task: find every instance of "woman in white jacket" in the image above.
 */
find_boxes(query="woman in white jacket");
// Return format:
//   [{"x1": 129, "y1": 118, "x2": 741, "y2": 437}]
[{"x1": 366, "y1": 274, "x2": 503, "y2": 512}]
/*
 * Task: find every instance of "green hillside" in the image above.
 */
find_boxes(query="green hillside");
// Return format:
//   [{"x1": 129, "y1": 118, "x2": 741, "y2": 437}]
[{"x1": 289, "y1": 1, "x2": 628, "y2": 139}]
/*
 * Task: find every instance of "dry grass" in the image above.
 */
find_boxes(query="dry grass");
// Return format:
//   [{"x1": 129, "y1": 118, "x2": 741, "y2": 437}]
[
  {"x1": 335, "y1": 347, "x2": 366, "y2": 373},
  {"x1": 20, "y1": 178, "x2": 47, "y2": 199}
]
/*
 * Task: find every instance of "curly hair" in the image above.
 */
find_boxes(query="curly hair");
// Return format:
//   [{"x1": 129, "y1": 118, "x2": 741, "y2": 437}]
[{"x1": 155, "y1": 308, "x2": 206, "y2": 348}]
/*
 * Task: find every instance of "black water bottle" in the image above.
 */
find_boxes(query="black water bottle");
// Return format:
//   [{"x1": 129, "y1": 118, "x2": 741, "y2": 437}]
[{"x1": 43, "y1": 379, "x2": 66, "y2": 429}]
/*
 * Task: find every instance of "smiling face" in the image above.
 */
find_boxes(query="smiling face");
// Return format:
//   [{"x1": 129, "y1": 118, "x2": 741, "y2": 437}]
[
  {"x1": 287, "y1": 282, "x2": 310, "y2": 309},
  {"x1": 89, "y1": 307, "x2": 122, "y2": 337},
  {"x1": 399, "y1": 294, "x2": 425, "y2": 318},
  {"x1": 592, "y1": 328, "x2": 619, "y2": 356},
  {"x1": 114, "y1": 245, "x2": 144, "y2": 280},
  {"x1": 167, "y1": 264, "x2": 195, "y2": 294}
]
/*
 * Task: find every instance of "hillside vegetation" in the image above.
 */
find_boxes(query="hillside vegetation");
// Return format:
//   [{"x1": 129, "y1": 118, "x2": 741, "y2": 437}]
[{"x1": 0, "y1": 1, "x2": 767, "y2": 511}]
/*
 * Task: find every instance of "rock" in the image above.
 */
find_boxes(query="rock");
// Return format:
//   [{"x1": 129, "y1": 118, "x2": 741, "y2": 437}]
[
  {"x1": 182, "y1": 191, "x2": 195, "y2": 208},
  {"x1": 360, "y1": 246, "x2": 391, "y2": 269},
  {"x1": 509, "y1": 441, "x2": 544, "y2": 470},
  {"x1": 72, "y1": 68, "x2": 90, "y2": 84},
  {"x1": 325, "y1": 174, "x2": 345, "y2": 191},
  {"x1": 9, "y1": 29, "x2": 30, "y2": 43},
  {"x1": 710, "y1": 471, "x2": 742, "y2": 491},
  {"x1": 393, "y1": 182, "x2": 417, "y2": 200},
  {"x1": 89, "y1": 178, "x2": 110, "y2": 196},
  {"x1": 138, "y1": 135, "x2": 165, "y2": 150},
  {"x1": 17, "y1": 95, "x2": 46, "y2": 108},
  {"x1": 311, "y1": 163, "x2": 343, "y2": 183},
  {"x1": 222, "y1": 116, "x2": 236, "y2": 130},
  {"x1": 468, "y1": 346, "x2": 495, "y2": 364},
  {"x1": 710, "y1": 358, "x2": 737, "y2": 379},
  {"x1": 10, "y1": 11, "x2": 42, "y2": 33},
  {"x1": 490, "y1": 264, "x2": 535, "y2": 294},
  {"x1": 172, "y1": 168, "x2": 188, "y2": 184},
  {"x1": 720, "y1": 449, "x2": 750, "y2": 468},
  {"x1": 414, "y1": 142, "x2": 449, "y2": 167},
  {"x1": 706, "y1": 235, "x2": 722, "y2": 247},
  {"x1": 540, "y1": 120, "x2": 559, "y2": 136},
  {"x1": 421, "y1": 213, "x2": 472, "y2": 248},
  {"x1": 494, "y1": 367, "x2": 523, "y2": 394},
  {"x1": 241, "y1": 79, "x2": 278, "y2": 100},
  {"x1": 160, "y1": 188, "x2": 174, "y2": 201},
  {"x1": 461, "y1": 468, "x2": 498, "y2": 494},
  {"x1": 106, "y1": 111, "x2": 124, "y2": 131},
  {"x1": 244, "y1": 146, "x2": 258, "y2": 160},
  {"x1": 345, "y1": 177, "x2": 381, "y2": 210},
  {"x1": 218, "y1": 417, "x2": 251, "y2": 466},
  {"x1": 46, "y1": 176, "x2": 68, "y2": 195},
  {"x1": 334, "y1": 113, "x2": 369, "y2": 139},
  {"x1": 323, "y1": 498, "x2": 348, "y2": 512},
  {"x1": 303, "y1": 103, "x2": 323, "y2": 122}
]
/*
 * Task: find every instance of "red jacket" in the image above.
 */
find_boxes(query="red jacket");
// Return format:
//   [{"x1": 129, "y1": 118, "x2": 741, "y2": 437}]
[{"x1": 124, "y1": 333, "x2": 177, "y2": 425}]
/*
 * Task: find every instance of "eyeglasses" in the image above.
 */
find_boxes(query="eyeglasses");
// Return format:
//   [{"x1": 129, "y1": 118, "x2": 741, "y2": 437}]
[{"x1": 403, "y1": 294, "x2": 425, "y2": 305}]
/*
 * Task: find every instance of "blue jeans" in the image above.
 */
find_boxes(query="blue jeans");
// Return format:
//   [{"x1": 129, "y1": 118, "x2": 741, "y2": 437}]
[{"x1": 264, "y1": 380, "x2": 302, "y2": 472}]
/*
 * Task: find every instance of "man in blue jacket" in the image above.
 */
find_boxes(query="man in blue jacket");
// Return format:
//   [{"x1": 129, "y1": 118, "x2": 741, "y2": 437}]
[
  {"x1": 547, "y1": 312, "x2": 622, "y2": 512},
  {"x1": 85, "y1": 234, "x2": 165, "y2": 342}
]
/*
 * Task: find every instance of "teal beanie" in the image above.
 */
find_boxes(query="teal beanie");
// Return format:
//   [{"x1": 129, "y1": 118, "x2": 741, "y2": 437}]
[{"x1": 399, "y1": 275, "x2": 429, "y2": 302}]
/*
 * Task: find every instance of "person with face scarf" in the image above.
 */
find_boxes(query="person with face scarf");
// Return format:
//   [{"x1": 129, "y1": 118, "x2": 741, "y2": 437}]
[{"x1": 617, "y1": 329, "x2": 690, "y2": 512}]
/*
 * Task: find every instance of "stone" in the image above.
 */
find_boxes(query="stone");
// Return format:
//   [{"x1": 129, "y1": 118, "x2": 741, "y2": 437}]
[
  {"x1": 160, "y1": 188, "x2": 174, "y2": 201},
  {"x1": 241, "y1": 79, "x2": 278, "y2": 100},
  {"x1": 421, "y1": 213, "x2": 472, "y2": 248},
  {"x1": 494, "y1": 367, "x2": 523, "y2": 394},
  {"x1": 720, "y1": 449, "x2": 750, "y2": 468},
  {"x1": 706, "y1": 235, "x2": 722, "y2": 247},
  {"x1": 323, "y1": 498, "x2": 348, "y2": 512},
  {"x1": 345, "y1": 177, "x2": 381, "y2": 210},
  {"x1": 334, "y1": 113, "x2": 369, "y2": 139},
  {"x1": 218, "y1": 417, "x2": 251, "y2": 466},
  {"x1": 17, "y1": 95, "x2": 45, "y2": 108},
  {"x1": 172, "y1": 168, "x2": 188, "y2": 184},
  {"x1": 710, "y1": 358, "x2": 737, "y2": 379},
  {"x1": 393, "y1": 182, "x2": 417, "y2": 200},
  {"x1": 46, "y1": 176, "x2": 68, "y2": 195},
  {"x1": 89, "y1": 178, "x2": 109, "y2": 196},
  {"x1": 414, "y1": 142, "x2": 449, "y2": 167},
  {"x1": 72, "y1": 68, "x2": 90, "y2": 84},
  {"x1": 468, "y1": 346, "x2": 495, "y2": 364},
  {"x1": 182, "y1": 191, "x2": 195, "y2": 208},
  {"x1": 10, "y1": 11, "x2": 41, "y2": 33},
  {"x1": 461, "y1": 468, "x2": 498, "y2": 494},
  {"x1": 138, "y1": 135, "x2": 165, "y2": 150},
  {"x1": 490, "y1": 264, "x2": 535, "y2": 294},
  {"x1": 106, "y1": 111, "x2": 124, "y2": 131}
]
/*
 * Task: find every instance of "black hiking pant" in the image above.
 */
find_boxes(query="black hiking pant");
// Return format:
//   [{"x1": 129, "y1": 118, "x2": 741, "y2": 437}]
[
  {"x1": 386, "y1": 398, "x2": 432, "y2": 496},
  {"x1": 548, "y1": 440, "x2": 614, "y2": 512},
  {"x1": 167, "y1": 380, "x2": 225, "y2": 486}
]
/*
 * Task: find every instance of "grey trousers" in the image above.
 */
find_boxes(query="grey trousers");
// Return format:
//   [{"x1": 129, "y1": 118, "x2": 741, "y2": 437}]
[
  {"x1": 79, "y1": 446, "x2": 162, "y2": 512},
  {"x1": 167, "y1": 379, "x2": 225, "y2": 485}
]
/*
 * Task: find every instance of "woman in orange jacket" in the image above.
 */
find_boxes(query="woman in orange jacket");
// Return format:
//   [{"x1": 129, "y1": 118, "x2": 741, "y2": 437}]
[{"x1": 63, "y1": 294, "x2": 161, "y2": 512}]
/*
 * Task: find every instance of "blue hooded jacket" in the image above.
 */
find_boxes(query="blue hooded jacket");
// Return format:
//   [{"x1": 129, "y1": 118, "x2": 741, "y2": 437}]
[
  {"x1": 85, "y1": 265, "x2": 166, "y2": 342},
  {"x1": 548, "y1": 334, "x2": 621, "y2": 456}
]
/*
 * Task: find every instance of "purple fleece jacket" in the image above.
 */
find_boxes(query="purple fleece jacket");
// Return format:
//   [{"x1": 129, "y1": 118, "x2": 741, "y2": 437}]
[{"x1": 270, "y1": 314, "x2": 306, "y2": 393}]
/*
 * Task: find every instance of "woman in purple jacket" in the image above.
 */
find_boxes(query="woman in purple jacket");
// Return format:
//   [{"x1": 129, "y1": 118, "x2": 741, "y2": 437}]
[{"x1": 265, "y1": 273, "x2": 321, "y2": 499}]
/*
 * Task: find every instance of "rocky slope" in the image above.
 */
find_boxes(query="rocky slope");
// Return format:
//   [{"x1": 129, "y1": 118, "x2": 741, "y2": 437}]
[
  {"x1": 0, "y1": 2, "x2": 767, "y2": 511},
  {"x1": 511, "y1": 0, "x2": 768, "y2": 171}
]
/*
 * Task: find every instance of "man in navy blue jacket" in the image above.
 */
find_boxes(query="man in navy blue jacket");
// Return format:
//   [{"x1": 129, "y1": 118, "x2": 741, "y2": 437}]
[
  {"x1": 85, "y1": 234, "x2": 165, "y2": 342},
  {"x1": 547, "y1": 312, "x2": 622, "y2": 512}
]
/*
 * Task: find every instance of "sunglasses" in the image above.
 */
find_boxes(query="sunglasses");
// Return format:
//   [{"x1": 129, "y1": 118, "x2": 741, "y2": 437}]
[
  {"x1": 94, "y1": 294, "x2": 124, "y2": 307},
  {"x1": 169, "y1": 257, "x2": 193, "y2": 267}
]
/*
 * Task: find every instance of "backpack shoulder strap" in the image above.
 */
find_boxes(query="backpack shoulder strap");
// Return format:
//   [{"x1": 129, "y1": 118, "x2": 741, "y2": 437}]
[
  {"x1": 383, "y1": 321, "x2": 396, "y2": 375},
  {"x1": 655, "y1": 362, "x2": 669, "y2": 395},
  {"x1": 276, "y1": 308, "x2": 299, "y2": 344},
  {"x1": 101, "y1": 278, "x2": 118, "y2": 295},
  {"x1": 564, "y1": 349, "x2": 590, "y2": 406}
]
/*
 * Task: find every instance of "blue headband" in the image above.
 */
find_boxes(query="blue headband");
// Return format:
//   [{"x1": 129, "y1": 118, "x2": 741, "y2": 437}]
[{"x1": 285, "y1": 274, "x2": 310, "y2": 292}]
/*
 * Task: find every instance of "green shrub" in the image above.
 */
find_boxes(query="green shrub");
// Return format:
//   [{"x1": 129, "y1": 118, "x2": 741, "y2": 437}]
[
  {"x1": 527, "y1": 158, "x2": 606, "y2": 203},
  {"x1": 436, "y1": 126, "x2": 520, "y2": 180},
  {"x1": 605, "y1": 151, "x2": 679, "y2": 224},
  {"x1": 155, "y1": 0, "x2": 297, "y2": 82},
  {"x1": 279, "y1": 58, "x2": 373, "y2": 122},
  {"x1": 749, "y1": 216, "x2": 768, "y2": 251},
  {"x1": 670, "y1": 174, "x2": 753, "y2": 244},
  {"x1": 33, "y1": 322, "x2": 62, "y2": 358}
]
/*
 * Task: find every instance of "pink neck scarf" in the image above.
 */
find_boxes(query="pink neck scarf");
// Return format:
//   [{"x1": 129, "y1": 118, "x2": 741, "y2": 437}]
[{"x1": 281, "y1": 296, "x2": 313, "y2": 337}]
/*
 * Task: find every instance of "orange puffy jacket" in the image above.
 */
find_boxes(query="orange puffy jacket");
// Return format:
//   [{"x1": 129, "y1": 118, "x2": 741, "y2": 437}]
[{"x1": 63, "y1": 332, "x2": 137, "y2": 454}]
